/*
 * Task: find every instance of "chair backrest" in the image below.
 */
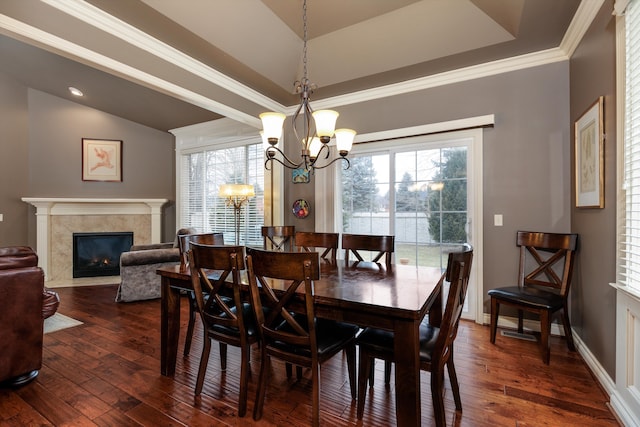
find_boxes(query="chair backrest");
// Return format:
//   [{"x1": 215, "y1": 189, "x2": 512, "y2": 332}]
[
  {"x1": 174, "y1": 227, "x2": 198, "y2": 248},
  {"x1": 341, "y1": 233, "x2": 395, "y2": 268},
  {"x1": 178, "y1": 232, "x2": 225, "y2": 268},
  {"x1": 245, "y1": 248, "x2": 320, "y2": 361},
  {"x1": 516, "y1": 231, "x2": 578, "y2": 296},
  {"x1": 432, "y1": 244, "x2": 473, "y2": 368},
  {"x1": 295, "y1": 231, "x2": 339, "y2": 263},
  {"x1": 188, "y1": 242, "x2": 246, "y2": 333},
  {"x1": 445, "y1": 243, "x2": 474, "y2": 290},
  {"x1": 262, "y1": 226, "x2": 295, "y2": 251}
]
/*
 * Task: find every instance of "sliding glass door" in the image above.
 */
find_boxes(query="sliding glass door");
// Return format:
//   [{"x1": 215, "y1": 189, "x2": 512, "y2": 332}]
[{"x1": 340, "y1": 131, "x2": 479, "y2": 320}]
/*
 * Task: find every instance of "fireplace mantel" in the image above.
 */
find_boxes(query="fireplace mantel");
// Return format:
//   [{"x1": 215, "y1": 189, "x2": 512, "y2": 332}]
[{"x1": 22, "y1": 198, "x2": 168, "y2": 281}]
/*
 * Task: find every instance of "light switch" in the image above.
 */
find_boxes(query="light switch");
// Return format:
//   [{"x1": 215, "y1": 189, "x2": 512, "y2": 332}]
[
  {"x1": 0, "y1": 214, "x2": 3, "y2": 222},
  {"x1": 494, "y1": 214, "x2": 503, "y2": 226}
]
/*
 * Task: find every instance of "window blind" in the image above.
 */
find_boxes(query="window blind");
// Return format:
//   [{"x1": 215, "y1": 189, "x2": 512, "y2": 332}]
[
  {"x1": 179, "y1": 143, "x2": 264, "y2": 246},
  {"x1": 622, "y1": 0, "x2": 640, "y2": 291}
]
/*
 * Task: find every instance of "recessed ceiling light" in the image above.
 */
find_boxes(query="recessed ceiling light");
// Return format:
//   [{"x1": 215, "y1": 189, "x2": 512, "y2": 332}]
[{"x1": 68, "y1": 87, "x2": 83, "y2": 97}]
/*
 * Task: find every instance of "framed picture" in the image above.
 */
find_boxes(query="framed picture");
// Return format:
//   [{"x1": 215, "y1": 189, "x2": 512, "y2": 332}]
[
  {"x1": 292, "y1": 167, "x2": 310, "y2": 184},
  {"x1": 82, "y1": 138, "x2": 122, "y2": 182},
  {"x1": 575, "y1": 96, "x2": 604, "y2": 208}
]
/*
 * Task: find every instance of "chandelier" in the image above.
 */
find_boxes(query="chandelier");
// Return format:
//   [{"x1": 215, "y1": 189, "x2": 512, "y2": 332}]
[{"x1": 259, "y1": 0, "x2": 356, "y2": 172}]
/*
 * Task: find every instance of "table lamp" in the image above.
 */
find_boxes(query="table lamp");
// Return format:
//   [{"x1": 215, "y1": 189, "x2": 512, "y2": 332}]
[{"x1": 219, "y1": 184, "x2": 255, "y2": 245}]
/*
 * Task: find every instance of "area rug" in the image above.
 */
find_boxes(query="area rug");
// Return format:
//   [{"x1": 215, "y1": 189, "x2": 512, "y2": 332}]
[{"x1": 44, "y1": 313, "x2": 83, "y2": 334}]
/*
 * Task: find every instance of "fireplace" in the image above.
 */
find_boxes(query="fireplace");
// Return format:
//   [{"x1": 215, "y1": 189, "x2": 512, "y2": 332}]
[{"x1": 73, "y1": 232, "x2": 133, "y2": 278}]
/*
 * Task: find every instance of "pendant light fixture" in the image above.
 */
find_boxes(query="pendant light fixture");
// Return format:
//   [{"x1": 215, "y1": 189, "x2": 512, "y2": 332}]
[{"x1": 259, "y1": 0, "x2": 356, "y2": 172}]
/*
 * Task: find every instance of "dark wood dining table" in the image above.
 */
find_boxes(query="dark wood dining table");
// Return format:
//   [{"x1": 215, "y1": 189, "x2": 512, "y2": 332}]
[{"x1": 157, "y1": 260, "x2": 444, "y2": 426}]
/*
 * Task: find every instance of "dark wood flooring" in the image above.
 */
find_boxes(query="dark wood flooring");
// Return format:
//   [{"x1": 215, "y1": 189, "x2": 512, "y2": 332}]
[{"x1": 0, "y1": 284, "x2": 620, "y2": 426}]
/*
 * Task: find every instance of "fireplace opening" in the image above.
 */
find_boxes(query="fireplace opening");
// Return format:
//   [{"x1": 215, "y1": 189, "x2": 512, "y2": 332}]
[{"x1": 73, "y1": 232, "x2": 133, "y2": 278}]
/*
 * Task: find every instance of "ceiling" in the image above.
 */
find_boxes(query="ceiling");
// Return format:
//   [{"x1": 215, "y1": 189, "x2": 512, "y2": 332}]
[{"x1": 0, "y1": 0, "x2": 584, "y2": 132}]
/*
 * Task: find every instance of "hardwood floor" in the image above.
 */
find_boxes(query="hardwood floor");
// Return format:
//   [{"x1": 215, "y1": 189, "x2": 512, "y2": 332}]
[{"x1": 0, "y1": 284, "x2": 619, "y2": 426}]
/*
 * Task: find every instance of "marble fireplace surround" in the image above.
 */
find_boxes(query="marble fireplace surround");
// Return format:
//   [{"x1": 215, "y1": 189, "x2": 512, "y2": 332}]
[{"x1": 22, "y1": 198, "x2": 168, "y2": 284}]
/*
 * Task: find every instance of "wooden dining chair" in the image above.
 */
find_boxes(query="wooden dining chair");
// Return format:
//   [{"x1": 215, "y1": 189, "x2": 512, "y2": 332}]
[
  {"x1": 188, "y1": 242, "x2": 257, "y2": 417},
  {"x1": 178, "y1": 232, "x2": 225, "y2": 268},
  {"x1": 261, "y1": 226, "x2": 295, "y2": 251},
  {"x1": 245, "y1": 248, "x2": 359, "y2": 427},
  {"x1": 178, "y1": 232, "x2": 225, "y2": 357},
  {"x1": 342, "y1": 233, "x2": 395, "y2": 268},
  {"x1": 294, "y1": 231, "x2": 339, "y2": 263},
  {"x1": 488, "y1": 231, "x2": 578, "y2": 364},
  {"x1": 356, "y1": 244, "x2": 473, "y2": 426}
]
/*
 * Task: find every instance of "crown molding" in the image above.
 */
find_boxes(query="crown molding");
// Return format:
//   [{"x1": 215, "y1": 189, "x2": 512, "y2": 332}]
[
  {"x1": 311, "y1": 48, "x2": 569, "y2": 111},
  {"x1": 560, "y1": 0, "x2": 606, "y2": 57}
]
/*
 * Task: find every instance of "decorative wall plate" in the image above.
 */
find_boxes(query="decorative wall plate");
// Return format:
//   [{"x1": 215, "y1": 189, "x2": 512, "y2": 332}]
[{"x1": 292, "y1": 199, "x2": 310, "y2": 219}]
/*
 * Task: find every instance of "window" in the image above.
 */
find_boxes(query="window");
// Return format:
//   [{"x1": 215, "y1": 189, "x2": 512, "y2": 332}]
[
  {"x1": 337, "y1": 128, "x2": 482, "y2": 321},
  {"x1": 178, "y1": 141, "x2": 264, "y2": 246},
  {"x1": 621, "y1": 0, "x2": 640, "y2": 293},
  {"x1": 342, "y1": 153, "x2": 391, "y2": 236},
  {"x1": 342, "y1": 145, "x2": 468, "y2": 270}
]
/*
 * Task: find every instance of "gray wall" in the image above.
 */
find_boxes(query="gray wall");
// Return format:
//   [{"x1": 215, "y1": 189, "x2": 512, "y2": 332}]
[
  {"x1": 569, "y1": 0, "x2": 617, "y2": 376},
  {"x1": 0, "y1": 83, "x2": 177, "y2": 246},
  {"x1": 0, "y1": 73, "x2": 29, "y2": 246}
]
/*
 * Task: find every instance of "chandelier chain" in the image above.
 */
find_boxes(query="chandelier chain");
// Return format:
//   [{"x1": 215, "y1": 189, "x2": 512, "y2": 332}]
[{"x1": 302, "y1": 0, "x2": 308, "y2": 84}]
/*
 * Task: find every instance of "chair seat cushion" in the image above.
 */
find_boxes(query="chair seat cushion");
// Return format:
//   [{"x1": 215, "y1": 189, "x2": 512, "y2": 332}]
[
  {"x1": 357, "y1": 322, "x2": 440, "y2": 362},
  {"x1": 208, "y1": 303, "x2": 258, "y2": 337},
  {"x1": 270, "y1": 318, "x2": 359, "y2": 358},
  {"x1": 488, "y1": 286, "x2": 563, "y2": 310}
]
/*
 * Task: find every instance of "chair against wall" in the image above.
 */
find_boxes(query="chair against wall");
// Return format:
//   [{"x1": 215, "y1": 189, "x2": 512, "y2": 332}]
[
  {"x1": 178, "y1": 232, "x2": 225, "y2": 357},
  {"x1": 488, "y1": 231, "x2": 578, "y2": 364},
  {"x1": 342, "y1": 233, "x2": 395, "y2": 268},
  {"x1": 188, "y1": 242, "x2": 257, "y2": 417},
  {"x1": 356, "y1": 245, "x2": 473, "y2": 426},
  {"x1": 261, "y1": 226, "x2": 295, "y2": 251},
  {"x1": 245, "y1": 248, "x2": 358, "y2": 427},
  {"x1": 294, "y1": 231, "x2": 339, "y2": 263}
]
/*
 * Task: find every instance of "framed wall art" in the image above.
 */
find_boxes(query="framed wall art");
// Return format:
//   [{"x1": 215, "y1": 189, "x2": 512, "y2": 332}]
[
  {"x1": 292, "y1": 167, "x2": 310, "y2": 183},
  {"x1": 82, "y1": 138, "x2": 122, "y2": 182},
  {"x1": 575, "y1": 96, "x2": 604, "y2": 208}
]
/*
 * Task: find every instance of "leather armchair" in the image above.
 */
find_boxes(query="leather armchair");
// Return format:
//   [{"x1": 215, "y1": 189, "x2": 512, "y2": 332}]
[
  {"x1": 116, "y1": 228, "x2": 197, "y2": 302},
  {"x1": 0, "y1": 246, "x2": 59, "y2": 386}
]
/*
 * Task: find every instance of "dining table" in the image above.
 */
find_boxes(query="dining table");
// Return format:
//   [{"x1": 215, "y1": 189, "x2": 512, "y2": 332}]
[{"x1": 157, "y1": 259, "x2": 445, "y2": 427}]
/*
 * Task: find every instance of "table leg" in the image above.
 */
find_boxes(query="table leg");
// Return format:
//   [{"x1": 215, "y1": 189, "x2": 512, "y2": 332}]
[
  {"x1": 161, "y1": 276, "x2": 181, "y2": 376},
  {"x1": 393, "y1": 318, "x2": 421, "y2": 426}
]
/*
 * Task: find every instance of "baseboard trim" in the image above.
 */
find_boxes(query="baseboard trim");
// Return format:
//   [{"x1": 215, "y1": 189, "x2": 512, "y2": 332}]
[{"x1": 45, "y1": 275, "x2": 120, "y2": 288}]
